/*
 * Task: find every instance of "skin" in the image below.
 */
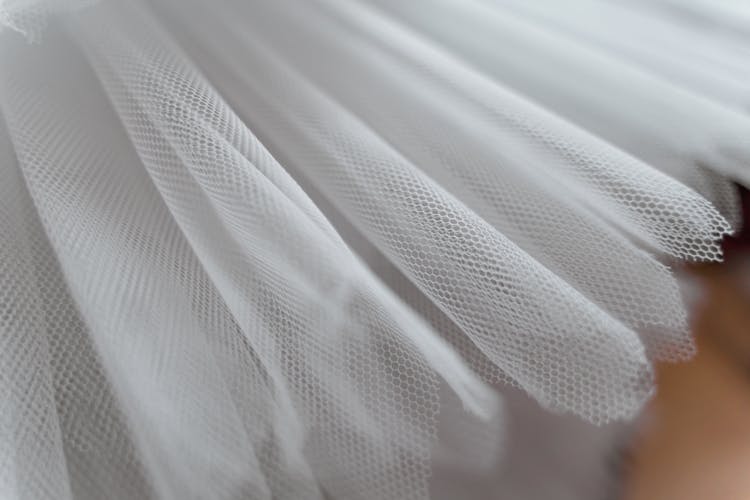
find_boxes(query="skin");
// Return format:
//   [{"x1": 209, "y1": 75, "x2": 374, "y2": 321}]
[{"x1": 623, "y1": 256, "x2": 750, "y2": 500}]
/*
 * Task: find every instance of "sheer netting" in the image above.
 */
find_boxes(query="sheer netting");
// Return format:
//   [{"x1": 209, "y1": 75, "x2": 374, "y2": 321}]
[{"x1": 0, "y1": 0, "x2": 747, "y2": 499}]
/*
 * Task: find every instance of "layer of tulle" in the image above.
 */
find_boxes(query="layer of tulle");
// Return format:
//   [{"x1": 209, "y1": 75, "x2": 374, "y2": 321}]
[{"x1": 1, "y1": 0, "x2": 748, "y2": 499}]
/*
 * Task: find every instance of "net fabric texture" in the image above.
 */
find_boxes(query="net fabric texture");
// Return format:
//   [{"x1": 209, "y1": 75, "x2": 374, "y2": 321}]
[
  {"x1": 0, "y1": 12, "x2": 495, "y2": 500},
  {"x1": 0, "y1": 0, "x2": 96, "y2": 41},
  {"x1": 0, "y1": 0, "x2": 747, "y2": 499}
]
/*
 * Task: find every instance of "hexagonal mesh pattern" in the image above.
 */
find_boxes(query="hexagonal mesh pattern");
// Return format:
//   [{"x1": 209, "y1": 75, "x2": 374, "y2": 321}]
[
  {"x1": 0, "y1": 9, "x2": 494, "y2": 500},
  {"x1": 1, "y1": 0, "x2": 746, "y2": 498}
]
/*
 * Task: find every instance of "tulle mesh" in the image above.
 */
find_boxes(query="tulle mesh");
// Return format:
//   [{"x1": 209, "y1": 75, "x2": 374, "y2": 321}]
[
  {"x1": 1, "y1": 13, "x2": 495, "y2": 499},
  {"x1": 0, "y1": 0, "x2": 96, "y2": 41},
  {"x1": 369, "y1": 0, "x2": 750, "y2": 193},
  {"x1": 0, "y1": 0, "x2": 746, "y2": 498}
]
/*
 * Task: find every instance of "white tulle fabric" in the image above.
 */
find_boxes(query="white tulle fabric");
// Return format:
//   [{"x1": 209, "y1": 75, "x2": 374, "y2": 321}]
[{"x1": 0, "y1": 0, "x2": 746, "y2": 499}]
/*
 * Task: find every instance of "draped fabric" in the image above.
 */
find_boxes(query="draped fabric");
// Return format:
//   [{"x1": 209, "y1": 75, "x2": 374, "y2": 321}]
[{"x1": 0, "y1": 0, "x2": 747, "y2": 499}]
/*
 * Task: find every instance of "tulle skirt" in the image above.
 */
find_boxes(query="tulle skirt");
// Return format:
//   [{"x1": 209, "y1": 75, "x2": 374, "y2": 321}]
[{"x1": 1, "y1": 0, "x2": 747, "y2": 498}]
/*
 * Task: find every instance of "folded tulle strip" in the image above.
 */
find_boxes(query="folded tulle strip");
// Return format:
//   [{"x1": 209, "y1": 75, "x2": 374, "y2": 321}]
[
  {"x1": 135, "y1": 0, "x2": 736, "y2": 412},
  {"x1": 492, "y1": 0, "x2": 750, "y2": 112},
  {"x1": 369, "y1": 0, "x2": 750, "y2": 193},
  {"x1": 0, "y1": 20, "x2": 498, "y2": 500}
]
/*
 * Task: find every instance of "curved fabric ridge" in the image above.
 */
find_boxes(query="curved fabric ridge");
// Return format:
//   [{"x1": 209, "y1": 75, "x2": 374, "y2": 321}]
[
  {"x1": 310, "y1": 0, "x2": 733, "y2": 262},
  {"x1": 0, "y1": 14, "x2": 497, "y2": 500},
  {"x1": 1, "y1": 32, "x2": 277, "y2": 500},
  {"x1": 640, "y1": 0, "x2": 750, "y2": 43},
  {"x1": 146, "y1": 0, "x2": 657, "y2": 422},
  {"x1": 0, "y1": 115, "x2": 153, "y2": 500},
  {"x1": 0, "y1": 124, "x2": 72, "y2": 500},
  {"x1": 173, "y1": 0, "x2": 698, "y2": 361},
  {"x1": 369, "y1": 0, "x2": 750, "y2": 197},
  {"x1": 492, "y1": 0, "x2": 750, "y2": 113}
]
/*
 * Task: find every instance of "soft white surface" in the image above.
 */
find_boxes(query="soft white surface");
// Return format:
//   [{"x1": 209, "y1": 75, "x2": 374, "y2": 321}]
[{"x1": 0, "y1": 0, "x2": 746, "y2": 498}]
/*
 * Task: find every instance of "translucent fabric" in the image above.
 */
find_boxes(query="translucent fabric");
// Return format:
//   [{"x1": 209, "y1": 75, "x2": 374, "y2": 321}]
[{"x1": 0, "y1": 0, "x2": 746, "y2": 499}]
